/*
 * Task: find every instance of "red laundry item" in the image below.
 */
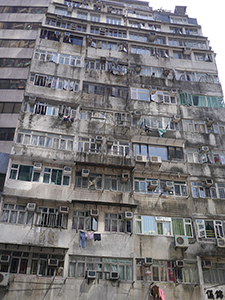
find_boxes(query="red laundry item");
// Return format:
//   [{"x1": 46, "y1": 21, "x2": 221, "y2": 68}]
[{"x1": 159, "y1": 289, "x2": 166, "y2": 300}]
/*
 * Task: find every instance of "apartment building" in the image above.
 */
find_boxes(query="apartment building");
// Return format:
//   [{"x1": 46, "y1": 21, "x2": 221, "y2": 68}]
[
  {"x1": 0, "y1": 1, "x2": 224, "y2": 299},
  {"x1": 0, "y1": 0, "x2": 50, "y2": 198}
]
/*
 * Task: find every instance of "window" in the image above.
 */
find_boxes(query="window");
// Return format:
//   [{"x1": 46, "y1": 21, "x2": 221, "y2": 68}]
[
  {"x1": 170, "y1": 17, "x2": 187, "y2": 24},
  {"x1": 0, "y1": 6, "x2": 47, "y2": 14},
  {"x1": 90, "y1": 14, "x2": 100, "y2": 22},
  {"x1": 85, "y1": 59, "x2": 106, "y2": 70},
  {"x1": 72, "y1": 211, "x2": 98, "y2": 231},
  {"x1": 196, "y1": 220, "x2": 224, "y2": 238},
  {"x1": 36, "y1": 207, "x2": 68, "y2": 228},
  {"x1": 169, "y1": 39, "x2": 206, "y2": 49},
  {"x1": 45, "y1": 17, "x2": 87, "y2": 33},
  {"x1": 191, "y1": 182, "x2": 223, "y2": 199},
  {"x1": 131, "y1": 88, "x2": 150, "y2": 101},
  {"x1": 0, "y1": 203, "x2": 34, "y2": 225},
  {"x1": 134, "y1": 178, "x2": 187, "y2": 197},
  {"x1": 43, "y1": 168, "x2": 70, "y2": 186},
  {"x1": 134, "y1": 144, "x2": 183, "y2": 160},
  {"x1": 0, "y1": 58, "x2": 31, "y2": 68},
  {"x1": 83, "y1": 82, "x2": 127, "y2": 99},
  {"x1": 154, "y1": 37, "x2": 166, "y2": 45},
  {"x1": 183, "y1": 120, "x2": 206, "y2": 133},
  {"x1": 9, "y1": 164, "x2": 40, "y2": 182},
  {"x1": 77, "y1": 11, "x2": 87, "y2": 19},
  {"x1": 90, "y1": 27, "x2": 126, "y2": 38},
  {"x1": 107, "y1": 141, "x2": 130, "y2": 156},
  {"x1": 135, "y1": 216, "x2": 193, "y2": 237},
  {"x1": 16, "y1": 130, "x2": 73, "y2": 151},
  {"x1": 104, "y1": 175, "x2": 131, "y2": 192},
  {"x1": 185, "y1": 28, "x2": 198, "y2": 35},
  {"x1": 75, "y1": 172, "x2": 102, "y2": 190},
  {"x1": 203, "y1": 262, "x2": 225, "y2": 284},
  {"x1": 0, "y1": 22, "x2": 39, "y2": 30},
  {"x1": 0, "y1": 128, "x2": 15, "y2": 140},
  {"x1": 78, "y1": 137, "x2": 102, "y2": 153},
  {"x1": 131, "y1": 45, "x2": 151, "y2": 55},
  {"x1": 173, "y1": 51, "x2": 191, "y2": 60},
  {"x1": 133, "y1": 116, "x2": 178, "y2": 130},
  {"x1": 151, "y1": 92, "x2": 176, "y2": 103},
  {"x1": 34, "y1": 50, "x2": 81, "y2": 67},
  {"x1": 179, "y1": 93, "x2": 224, "y2": 108},
  {"x1": 170, "y1": 27, "x2": 183, "y2": 34},
  {"x1": 0, "y1": 79, "x2": 25, "y2": 89},
  {"x1": 55, "y1": 6, "x2": 71, "y2": 16},
  {"x1": 106, "y1": 16, "x2": 121, "y2": 25},
  {"x1": 129, "y1": 32, "x2": 148, "y2": 42},
  {"x1": 69, "y1": 256, "x2": 132, "y2": 281},
  {"x1": 105, "y1": 213, "x2": 132, "y2": 233},
  {"x1": 194, "y1": 53, "x2": 212, "y2": 62}
]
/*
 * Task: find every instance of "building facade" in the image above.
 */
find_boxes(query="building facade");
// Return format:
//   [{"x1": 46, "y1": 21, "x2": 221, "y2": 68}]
[{"x1": 0, "y1": 1, "x2": 224, "y2": 299}]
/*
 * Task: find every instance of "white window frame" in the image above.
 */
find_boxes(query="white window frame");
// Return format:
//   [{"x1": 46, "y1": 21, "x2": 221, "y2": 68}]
[{"x1": 131, "y1": 88, "x2": 150, "y2": 101}]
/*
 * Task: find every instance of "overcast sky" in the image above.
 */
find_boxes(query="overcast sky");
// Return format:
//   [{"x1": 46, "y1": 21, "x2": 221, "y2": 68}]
[{"x1": 147, "y1": 0, "x2": 224, "y2": 96}]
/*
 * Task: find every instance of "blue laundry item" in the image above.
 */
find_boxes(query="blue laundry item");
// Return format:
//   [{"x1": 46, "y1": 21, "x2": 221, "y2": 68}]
[
  {"x1": 158, "y1": 128, "x2": 167, "y2": 138},
  {"x1": 79, "y1": 231, "x2": 85, "y2": 248}
]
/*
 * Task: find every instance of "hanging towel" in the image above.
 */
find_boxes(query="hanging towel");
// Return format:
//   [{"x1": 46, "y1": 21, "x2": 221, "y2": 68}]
[
  {"x1": 159, "y1": 288, "x2": 166, "y2": 300},
  {"x1": 85, "y1": 232, "x2": 94, "y2": 240}
]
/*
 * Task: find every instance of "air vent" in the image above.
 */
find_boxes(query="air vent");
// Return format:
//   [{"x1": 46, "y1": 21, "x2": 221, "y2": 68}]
[
  {"x1": 110, "y1": 271, "x2": 119, "y2": 280},
  {"x1": 176, "y1": 260, "x2": 184, "y2": 268},
  {"x1": 48, "y1": 259, "x2": 58, "y2": 267},
  {"x1": 82, "y1": 169, "x2": 90, "y2": 177},
  {"x1": 26, "y1": 203, "x2": 36, "y2": 212},
  {"x1": 124, "y1": 212, "x2": 133, "y2": 220},
  {"x1": 86, "y1": 270, "x2": 96, "y2": 279},
  {"x1": 174, "y1": 235, "x2": 189, "y2": 248},
  {"x1": 60, "y1": 206, "x2": 69, "y2": 213},
  {"x1": 90, "y1": 209, "x2": 99, "y2": 217}
]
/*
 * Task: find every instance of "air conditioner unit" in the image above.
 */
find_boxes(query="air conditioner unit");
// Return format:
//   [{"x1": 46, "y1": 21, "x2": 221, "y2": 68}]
[
  {"x1": 163, "y1": 68, "x2": 170, "y2": 77},
  {"x1": 110, "y1": 271, "x2": 119, "y2": 280},
  {"x1": 106, "y1": 137, "x2": 114, "y2": 145},
  {"x1": 144, "y1": 257, "x2": 153, "y2": 265},
  {"x1": 90, "y1": 209, "x2": 99, "y2": 217},
  {"x1": 149, "y1": 156, "x2": 162, "y2": 165},
  {"x1": 202, "y1": 260, "x2": 212, "y2": 268},
  {"x1": 151, "y1": 87, "x2": 157, "y2": 93},
  {"x1": 96, "y1": 135, "x2": 103, "y2": 143},
  {"x1": 29, "y1": 96, "x2": 36, "y2": 103},
  {"x1": 170, "y1": 89, "x2": 177, "y2": 96},
  {"x1": 135, "y1": 65, "x2": 141, "y2": 73},
  {"x1": 183, "y1": 47, "x2": 192, "y2": 55},
  {"x1": 99, "y1": 28, "x2": 106, "y2": 35},
  {"x1": 147, "y1": 180, "x2": 158, "y2": 190},
  {"x1": 121, "y1": 173, "x2": 130, "y2": 182},
  {"x1": 206, "y1": 118, "x2": 214, "y2": 127},
  {"x1": 174, "y1": 235, "x2": 189, "y2": 248},
  {"x1": 67, "y1": 6, "x2": 73, "y2": 12},
  {"x1": 201, "y1": 146, "x2": 209, "y2": 153},
  {"x1": 108, "y1": 6, "x2": 113, "y2": 12},
  {"x1": 133, "y1": 111, "x2": 142, "y2": 118},
  {"x1": 147, "y1": 32, "x2": 156, "y2": 42},
  {"x1": 64, "y1": 166, "x2": 72, "y2": 175},
  {"x1": 48, "y1": 259, "x2": 58, "y2": 267},
  {"x1": 165, "y1": 181, "x2": 173, "y2": 191},
  {"x1": 65, "y1": 32, "x2": 70, "y2": 37},
  {"x1": 0, "y1": 255, "x2": 10, "y2": 263},
  {"x1": 33, "y1": 162, "x2": 42, "y2": 170},
  {"x1": 70, "y1": 23, "x2": 77, "y2": 30},
  {"x1": 0, "y1": 273, "x2": 9, "y2": 287},
  {"x1": 60, "y1": 206, "x2": 69, "y2": 213},
  {"x1": 86, "y1": 270, "x2": 96, "y2": 279},
  {"x1": 173, "y1": 115, "x2": 180, "y2": 123},
  {"x1": 124, "y1": 211, "x2": 133, "y2": 220},
  {"x1": 203, "y1": 179, "x2": 213, "y2": 188},
  {"x1": 217, "y1": 238, "x2": 225, "y2": 248},
  {"x1": 26, "y1": 203, "x2": 36, "y2": 212},
  {"x1": 135, "y1": 155, "x2": 147, "y2": 163},
  {"x1": 82, "y1": 169, "x2": 90, "y2": 177},
  {"x1": 176, "y1": 260, "x2": 184, "y2": 268}
]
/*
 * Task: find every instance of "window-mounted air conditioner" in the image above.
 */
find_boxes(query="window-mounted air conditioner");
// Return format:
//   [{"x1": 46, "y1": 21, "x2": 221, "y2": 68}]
[
  {"x1": 26, "y1": 203, "x2": 36, "y2": 212},
  {"x1": 135, "y1": 155, "x2": 148, "y2": 163},
  {"x1": 90, "y1": 209, "x2": 99, "y2": 217},
  {"x1": 108, "y1": 6, "x2": 113, "y2": 12},
  {"x1": 183, "y1": 47, "x2": 192, "y2": 55},
  {"x1": 29, "y1": 96, "x2": 36, "y2": 104},
  {"x1": 33, "y1": 162, "x2": 42, "y2": 170},
  {"x1": 147, "y1": 180, "x2": 158, "y2": 190},
  {"x1": 99, "y1": 28, "x2": 106, "y2": 35},
  {"x1": 60, "y1": 206, "x2": 69, "y2": 214},
  {"x1": 202, "y1": 260, "x2": 212, "y2": 268},
  {"x1": 121, "y1": 173, "x2": 130, "y2": 182},
  {"x1": 170, "y1": 89, "x2": 177, "y2": 96},
  {"x1": 163, "y1": 68, "x2": 170, "y2": 77},
  {"x1": 48, "y1": 259, "x2": 58, "y2": 267},
  {"x1": 165, "y1": 181, "x2": 173, "y2": 191},
  {"x1": 217, "y1": 238, "x2": 225, "y2": 248},
  {"x1": 149, "y1": 156, "x2": 162, "y2": 165},
  {"x1": 151, "y1": 86, "x2": 157, "y2": 93},
  {"x1": 201, "y1": 146, "x2": 209, "y2": 153},
  {"x1": 175, "y1": 260, "x2": 184, "y2": 268},
  {"x1": 174, "y1": 235, "x2": 189, "y2": 248},
  {"x1": 67, "y1": 6, "x2": 73, "y2": 12},
  {"x1": 110, "y1": 271, "x2": 119, "y2": 280},
  {"x1": 64, "y1": 166, "x2": 72, "y2": 175},
  {"x1": 0, "y1": 273, "x2": 9, "y2": 287},
  {"x1": 133, "y1": 111, "x2": 142, "y2": 118},
  {"x1": 0, "y1": 255, "x2": 10, "y2": 263},
  {"x1": 135, "y1": 65, "x2": 141, "y2": 73},
  {"x1": 65, "y1": 32, "x2": 70, "y2": 37},
  {"x1": 203, "y1": 179, "x2": 213, "y2": 188},
  {"x1": 70, "y1": 23, "x2": 77, "y2": 30},
  {"x1": 106, "y1": 137, "x2": 114, "y2": 145},
  {"x1": 144, "y1": 257, "x2": 153, "y2": 265},
  {"x1": 96, "y1": 135, "x2": 103, "y2": 143},
  {"x1": 86, "y1": 270, "x2": 96, "y2": 279},
  {"x1": 206, "y1": 118, "x2": 214, "y2": 127},
  {"x1": 173, "y1": 115, "x2": 180, "y2": 123},
  {"x1": 124, "y1": 211, "x2": 133, "y2": 220},
  {"x1": 82, "y1": 169, "x2": 90, "y2": 177},
  {"x1": 147, "y1": 32, "x2": 156, "y2": 42}
]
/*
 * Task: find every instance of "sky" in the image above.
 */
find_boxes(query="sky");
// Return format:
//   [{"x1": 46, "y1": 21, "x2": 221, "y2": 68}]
[{"x1": 145, "y1": 0, "x2": 225, "y2": 96}]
